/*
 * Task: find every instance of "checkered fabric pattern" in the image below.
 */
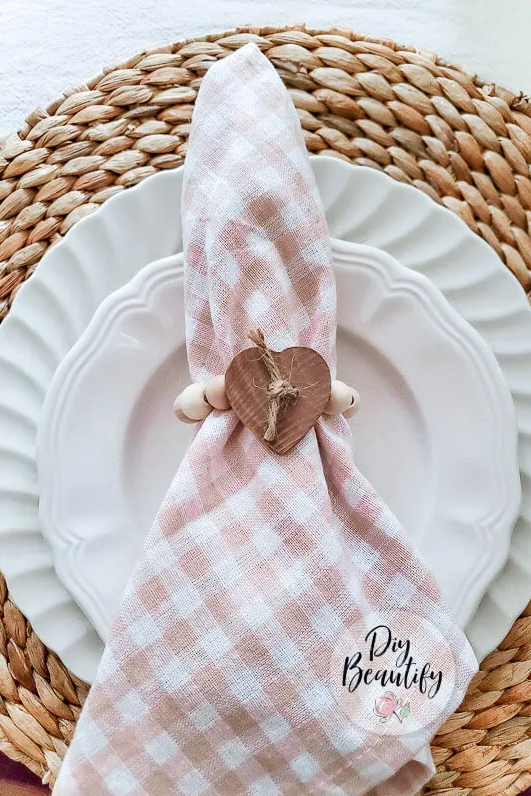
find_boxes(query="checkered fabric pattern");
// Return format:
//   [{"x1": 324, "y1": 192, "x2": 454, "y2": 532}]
[{"x1": 54, "y1": 43, "x2": 477, "y2": 796}]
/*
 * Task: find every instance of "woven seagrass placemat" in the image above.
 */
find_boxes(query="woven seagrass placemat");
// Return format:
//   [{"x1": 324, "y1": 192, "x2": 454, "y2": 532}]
[{"x1": 1, "y1": 24, "x2": 531, "y2": 795}]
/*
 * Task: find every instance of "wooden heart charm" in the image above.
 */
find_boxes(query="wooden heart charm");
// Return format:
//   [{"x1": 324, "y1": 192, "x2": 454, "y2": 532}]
[{"x1": 225, "y1": 330, "x2": 331, "y2": 455}]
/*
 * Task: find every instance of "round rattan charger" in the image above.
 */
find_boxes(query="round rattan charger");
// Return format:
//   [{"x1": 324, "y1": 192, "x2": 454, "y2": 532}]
[{"x1": 1, "y1": 24, "x2": 531, "y2": 796}]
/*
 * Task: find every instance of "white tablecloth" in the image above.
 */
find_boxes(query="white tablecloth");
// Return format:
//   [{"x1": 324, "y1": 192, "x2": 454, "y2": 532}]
[{"x1": 1, "y1": 0, "x2": 531, "y2": 142}]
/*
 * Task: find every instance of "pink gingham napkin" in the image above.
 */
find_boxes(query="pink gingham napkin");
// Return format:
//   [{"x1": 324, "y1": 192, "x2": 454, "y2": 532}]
[{"x1": 54, "y1": 43, "x2": 477, "y2": 796}]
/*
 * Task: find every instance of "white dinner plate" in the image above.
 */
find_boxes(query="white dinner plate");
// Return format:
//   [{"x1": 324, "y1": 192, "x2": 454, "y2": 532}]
[
  {"x1": 1, "y1": 157, "x2": 531, "y2": 682},
  {"x1": 37, "y1": 242, "x2": 520, "y2": 668}
]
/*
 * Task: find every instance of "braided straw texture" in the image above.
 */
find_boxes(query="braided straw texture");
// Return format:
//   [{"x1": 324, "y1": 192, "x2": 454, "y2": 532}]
[{"x1": 1, "y1": 24, "x2": 531, "y2": 795}]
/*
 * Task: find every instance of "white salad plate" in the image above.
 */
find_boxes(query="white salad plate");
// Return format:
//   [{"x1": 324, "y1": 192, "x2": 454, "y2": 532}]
[
  {"x1": 0, "y1": 157, "x2": 530, "y2": 683},
  {"x1": 37, "y1": 241, "x2": 520, "y2": 669}
]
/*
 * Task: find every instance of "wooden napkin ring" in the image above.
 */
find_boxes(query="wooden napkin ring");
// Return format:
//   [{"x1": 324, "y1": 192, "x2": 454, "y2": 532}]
[{"x1": 174, "y1": 329, "x2": 360, "y2": 455}]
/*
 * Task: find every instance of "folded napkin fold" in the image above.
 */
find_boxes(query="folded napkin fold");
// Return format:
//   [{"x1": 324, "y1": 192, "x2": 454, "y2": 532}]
[{"x1": 54, "y1": 43, "x2": 477, "y2": 796}]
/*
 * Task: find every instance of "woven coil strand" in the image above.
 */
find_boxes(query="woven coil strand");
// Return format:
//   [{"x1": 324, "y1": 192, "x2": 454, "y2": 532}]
[{"x1": 1, "y1": 24, "x2": 531, "y2": 795}]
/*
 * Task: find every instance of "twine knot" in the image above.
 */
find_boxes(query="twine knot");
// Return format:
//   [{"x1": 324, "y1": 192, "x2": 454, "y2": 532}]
[
  {"x1": 248, "y1": 329, "x2": 300, "y2": 442},
  {"x1": 267, "y1": 379, "x2": 299, "y2": 401}
]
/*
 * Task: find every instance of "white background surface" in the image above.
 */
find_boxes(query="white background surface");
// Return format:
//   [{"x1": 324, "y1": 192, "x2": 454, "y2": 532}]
[{"x1": 1, "y1": 0, "x2": 531, "y2": 141}]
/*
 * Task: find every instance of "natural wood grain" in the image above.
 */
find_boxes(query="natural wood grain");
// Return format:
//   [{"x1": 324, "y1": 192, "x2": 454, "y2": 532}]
[{"x1": 225, "y1": 345, "x2": 331, "y2": 455}]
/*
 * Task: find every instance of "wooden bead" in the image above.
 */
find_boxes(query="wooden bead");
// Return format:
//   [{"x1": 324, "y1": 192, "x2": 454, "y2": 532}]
[
  {"x1": 176, "y1": 383, "x2": 212, "y2": 421},
  {"x1": 324, "y1": 380, "x2": 355, "y2": 415},
  {"x1": 343, "y1": 388, "x2": 361, "y2": 419},
  {"x1": 205, "y1": 375, "x2": 231, "y2": 410},
  {"x1": 173, "y1": 394, "x2": 200, "y2": 423}
]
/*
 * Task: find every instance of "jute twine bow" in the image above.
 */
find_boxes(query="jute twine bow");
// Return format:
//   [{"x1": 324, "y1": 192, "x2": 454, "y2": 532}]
[{"x1": 249, "y1": 329, "x2": 300, "y2": 442}]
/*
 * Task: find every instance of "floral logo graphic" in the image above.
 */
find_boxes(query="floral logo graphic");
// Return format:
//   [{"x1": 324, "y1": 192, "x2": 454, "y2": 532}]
[
  {"x1": 374, "y1": 691, "x2": 411, "y2": 724},
  {"x1": 330, "y1": 609, "x2": 458, "y2": 737}
]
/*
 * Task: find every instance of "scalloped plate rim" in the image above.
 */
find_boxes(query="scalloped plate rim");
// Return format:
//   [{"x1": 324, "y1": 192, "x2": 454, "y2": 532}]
[
  {"x1": 36, "y1": 241, "x2": 520, "y2": 661},
  {"x1": 0, "y1": 156, "x2": 529, "y2": 681}
]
